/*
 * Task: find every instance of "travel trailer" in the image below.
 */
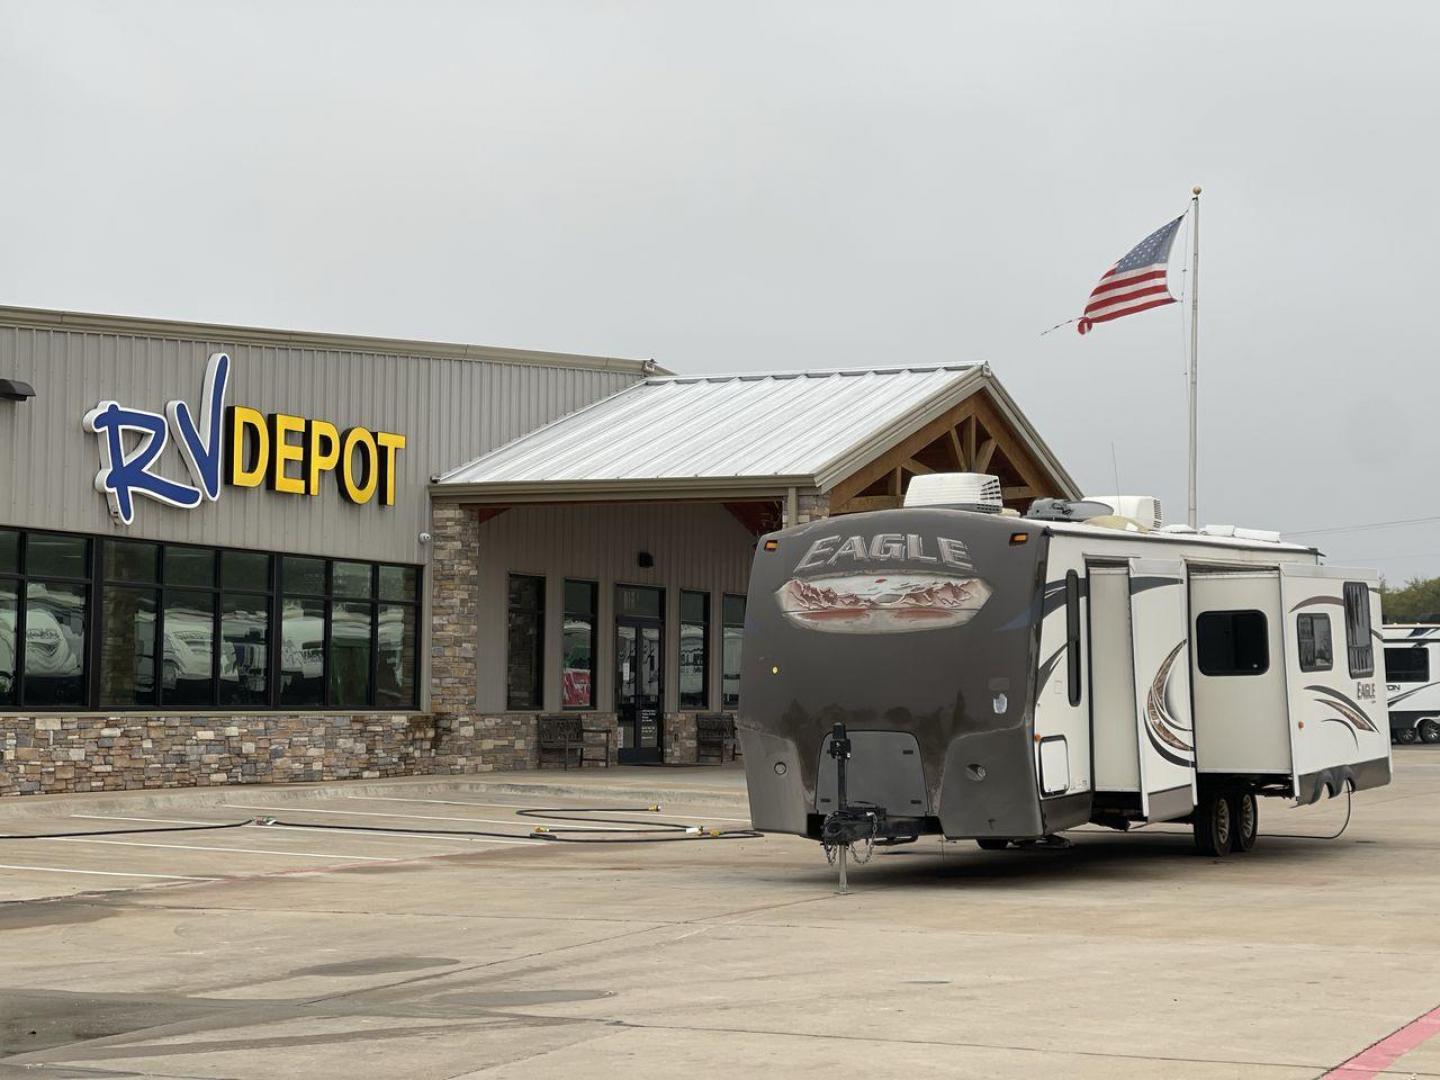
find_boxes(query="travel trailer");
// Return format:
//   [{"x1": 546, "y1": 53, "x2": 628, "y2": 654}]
[
  {"x1": 738, "y1": 474, "x2": 1392, "y2": 857},
  {"x1": 1383, "y1": 624, "x2": 1440, "y2": 743}
]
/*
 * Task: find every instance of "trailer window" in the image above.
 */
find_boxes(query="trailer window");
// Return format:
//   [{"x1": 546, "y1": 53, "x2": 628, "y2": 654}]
[
  {"x1": 1065, "y1": 571, "x2": 1082, "y2": 705},
  {"x1": 1384, "y1": 646, "x2": 1429, "y2": 683},
  {"x1": 1196, "y1": 610, "x2": 1269, "y2": 676},
  {"x1": 1343, "y1": 582, "x2": 1375, "y2": 678},
  {"x1": 1296, "y1": 613, "x2": 1333, "y2": 672}
]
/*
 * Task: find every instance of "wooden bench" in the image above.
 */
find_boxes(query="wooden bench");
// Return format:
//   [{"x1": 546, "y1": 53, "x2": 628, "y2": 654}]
[
  {"x1": 538, "y1": 715, "x2": 611, "y2": 770},
  {"x1": 696, "y1": 713, "x2": 738, "y2": 764}
]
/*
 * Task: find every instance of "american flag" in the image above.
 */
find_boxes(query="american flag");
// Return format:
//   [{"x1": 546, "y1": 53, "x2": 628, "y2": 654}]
[{"x1": 1077, "y1": 215, "x2": 1184, "y2": 335}]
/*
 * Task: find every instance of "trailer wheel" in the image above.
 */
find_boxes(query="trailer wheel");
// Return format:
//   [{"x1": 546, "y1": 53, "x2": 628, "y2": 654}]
[
  {"x1": 1421, "y1": 719, "x2": 1440, "y2": 744},
  {"x1": 1397, "y1": 726, "x2": 1421, "y2": 745},
  {"x1": 975, "y1": 838, "x2": 1009, "y2": 851},
  {"x1": 1229, "y1": 791, "x2": 1258, "y2": 853},
  {"x1": 1194, "y1": 790, "x2": 1231, "y2": 857}
]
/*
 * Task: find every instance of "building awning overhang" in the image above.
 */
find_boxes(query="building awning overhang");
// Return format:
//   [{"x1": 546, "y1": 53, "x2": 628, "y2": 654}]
[{"x1": 431, "y1": 363, "x2": 1081, "y2": 511}]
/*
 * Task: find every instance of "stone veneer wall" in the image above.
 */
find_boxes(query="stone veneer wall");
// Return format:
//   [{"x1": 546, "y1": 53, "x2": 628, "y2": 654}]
[{"x1": 0, "y1": 714, "x2": 436, "y2": 796}]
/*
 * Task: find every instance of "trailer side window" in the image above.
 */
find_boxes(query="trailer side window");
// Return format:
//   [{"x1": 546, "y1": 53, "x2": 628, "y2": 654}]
[
  {"x1": 1196, "y1": 610, "x2": 1269, "y2": 676},
  {"x1": 1297, "y1": 613, "x2": 1333, "y2": 673},
  {"x1": 1343, "y1": 582, "x2": 1374, "y2": 678},
  {"x1": 1065, "y1": 570, "x2": 1082, "y2": 706},
  {"x1": 1384, "y1": 646, "x2": 1429, "y2": 683}
]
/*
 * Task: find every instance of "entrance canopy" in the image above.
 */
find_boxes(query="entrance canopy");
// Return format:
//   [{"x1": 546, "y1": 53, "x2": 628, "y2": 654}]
[{"x1": 433, "y1": 363, "x2": 1079, "y2": 518}]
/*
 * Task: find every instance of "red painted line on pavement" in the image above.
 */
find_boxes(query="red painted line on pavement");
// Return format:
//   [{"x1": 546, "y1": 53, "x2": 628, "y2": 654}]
[{"x1": 1324, "y1": 1004, "x2": 1440, "y2": 1078}]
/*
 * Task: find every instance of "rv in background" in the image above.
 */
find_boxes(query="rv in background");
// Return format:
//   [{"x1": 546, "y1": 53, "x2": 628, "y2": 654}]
[
  {"x1": 1383, "y1": 624, "x2": 1440, "y2": 743},
  {"x1": 738, "y1": 474, "x2": 1392, "y2": 858}
]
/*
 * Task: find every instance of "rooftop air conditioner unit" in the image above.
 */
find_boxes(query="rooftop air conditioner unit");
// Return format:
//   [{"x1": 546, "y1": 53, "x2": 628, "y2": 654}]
[
  {"x1": 1086, "y1": 495, "x2": 1163, "y2": 530},
  {"x1": 903, "y1": 473, "x2": 1004, "y2": 513}
]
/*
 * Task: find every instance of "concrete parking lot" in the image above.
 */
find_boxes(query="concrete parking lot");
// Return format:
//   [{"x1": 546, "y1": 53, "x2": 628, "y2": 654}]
[{"x1": 1, "y1": 751, "x2": 1439, "y2": 1079}]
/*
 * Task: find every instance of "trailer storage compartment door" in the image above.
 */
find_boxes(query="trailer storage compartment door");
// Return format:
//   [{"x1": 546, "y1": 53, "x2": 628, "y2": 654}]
[{"x1": 1128, "y1": 559, "x2": 1197, "y2": 821}]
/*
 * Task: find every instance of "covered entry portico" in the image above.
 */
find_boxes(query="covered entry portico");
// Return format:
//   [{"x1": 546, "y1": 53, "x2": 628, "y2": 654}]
[{"x1": 427, "y1": 363, "x2": 1078, "y2": 767}]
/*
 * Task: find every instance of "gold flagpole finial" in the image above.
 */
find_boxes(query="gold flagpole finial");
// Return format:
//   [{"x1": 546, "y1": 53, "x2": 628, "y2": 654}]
[{"x1": 1192, "y1": 186, "x2": 1202, "y2": 196}]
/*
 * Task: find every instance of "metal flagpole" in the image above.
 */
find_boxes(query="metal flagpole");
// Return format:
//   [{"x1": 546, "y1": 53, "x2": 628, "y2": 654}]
[{"x1": 1187, "y1": 186, "x2": 1201, "y2": 529}]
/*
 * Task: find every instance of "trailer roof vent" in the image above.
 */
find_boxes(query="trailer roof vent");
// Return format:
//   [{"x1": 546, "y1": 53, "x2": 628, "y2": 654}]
[
  {"x1": 1085, "y1": 495, "x2": 1162, "y2": 529},
  {"x1": 1024, "y1": 497, "x2": 1115, "y2": 523},
  {"x1": 903, "y1": 472, "x2": 1003, "y2": 513}
]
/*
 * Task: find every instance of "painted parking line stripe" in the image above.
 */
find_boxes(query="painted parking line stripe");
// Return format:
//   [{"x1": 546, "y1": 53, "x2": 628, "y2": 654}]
[
  {"x1": 345, "y1": 794, "x2": 754, "y2": 824},
  {"x1": 1323, "y1": 1004, "x2": 1440, "y2": 1078},
  {"x1": 223, "y1": 802, "x2": 627, "y2": 832},
  {"x1": 71, "y1": 814, "x2": 230, "y2": 826},
  {"x1": 0, "y1": 863, "x2": 215, "y2": 881},
  {"x1": 50, "y1": 837, "x2": 392, "y2": 861}
]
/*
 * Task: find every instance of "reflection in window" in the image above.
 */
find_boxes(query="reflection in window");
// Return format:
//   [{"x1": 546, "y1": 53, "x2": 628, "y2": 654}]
[
  {"x1": 330, "y1": 600, "x2": 373, "y2": 708},
  {"x1": 164, "y1": 590, "x2": 215, "y2": 707},
  {"x1": 0, "y1": 580, "x2": 15, "y2": 705},
  {"x1": 722, "y1": 594, "x2": 745, "y2": 709},
  {"x1": 99, "y1": 586, "x2": 156, "y2": 708},
  {"x1": 1298, "y1": 613, "x2": 1333, "y2": 673},
  {"x1": 376, "y1": 603, "x2": 416, "y2": 708},
  {"x1": 562, "y1": 580, "x2": 596, "y2": 709},
  {"x1": 222, "y1": 593, "x2": 269, "y2": 707},
  {"x1": 280, "y1": 598, "x2": 326, "y2": 708},
  {"x1": 1344, "y1": 582, "x2": 1375, "y2": 678},
  {"x1": 679, "y1": 591, "x2": 709, "y2": 709}
]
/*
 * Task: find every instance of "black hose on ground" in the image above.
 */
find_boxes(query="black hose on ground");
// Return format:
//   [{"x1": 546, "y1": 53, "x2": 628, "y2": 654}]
[
  {"x1": 0, "y1": 807, "x2": 760, "y2": 845},
  {"x1": 0, "y1": 820, "x2": 253, "y2": 840}
]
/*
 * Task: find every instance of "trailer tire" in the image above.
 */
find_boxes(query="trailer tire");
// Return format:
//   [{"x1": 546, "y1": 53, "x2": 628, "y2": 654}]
[
  {"x1": 975, "y1": 838, "x2": 1009, "y2": 851},
  {"x1": 1194, "y1": 790, "x2": 1231, "y2": 857},
  {"x1": 1397, "y1": 726, "x2": 1420, "y2": 745},
  {"x1": 1229, "y1": 791, "x2": 1258, "y2": 853},
  {"x1": 1421, "y1": 719, "x2": 1440, "y2": 744}
]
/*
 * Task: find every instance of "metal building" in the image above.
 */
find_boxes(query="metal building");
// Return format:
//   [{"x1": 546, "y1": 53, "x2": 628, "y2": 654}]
[{"x1": 0, "y1": 305, "x2": 1078, "y2": 794}]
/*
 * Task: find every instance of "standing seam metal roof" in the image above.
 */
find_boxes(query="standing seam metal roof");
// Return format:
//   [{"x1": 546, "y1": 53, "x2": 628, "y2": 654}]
[{"x1": 435, "y1": 364, "x2": 1012, "y2": 492}]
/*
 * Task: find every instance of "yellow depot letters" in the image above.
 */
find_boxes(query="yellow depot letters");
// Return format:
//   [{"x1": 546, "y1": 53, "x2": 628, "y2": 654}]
[{"x1": 225, "y1": 405, "x2": 404, "y2": 508}]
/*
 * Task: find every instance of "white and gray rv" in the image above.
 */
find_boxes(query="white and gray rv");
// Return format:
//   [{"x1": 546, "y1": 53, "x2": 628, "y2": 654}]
[
  {"x1": 1383, "y1": 624, "x2": 1440, "y2": 743},
  {"x1": 738, "y1": 474, "x2": 1392, "y2": 857}
]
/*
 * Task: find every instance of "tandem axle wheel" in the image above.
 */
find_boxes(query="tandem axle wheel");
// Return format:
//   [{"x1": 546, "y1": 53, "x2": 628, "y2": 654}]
[{"x1": 1194, "y1": 788, "x2": 1259, "y2": 857}]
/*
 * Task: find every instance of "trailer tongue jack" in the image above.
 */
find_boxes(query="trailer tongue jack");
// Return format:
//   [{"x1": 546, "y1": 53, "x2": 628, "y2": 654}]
[{"x1": 821, "y1": 722, "x2": 892, "y2": 894}]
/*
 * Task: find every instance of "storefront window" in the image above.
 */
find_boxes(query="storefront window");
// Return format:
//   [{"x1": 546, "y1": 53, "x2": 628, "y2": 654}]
[
  {"x1": 4, "y1": 532, "x2": 92, "y2": 709},
  {"x1": 562, "y1": 580, "x2": 597, "y2": 709},
  {"x1": 507, "y1": 574, "x2": 545, "y2": 710},
  {"x1": 722, "y1": 593, "x2": 746, "y2": 710},
  {"x1": 0, "y1": 529, "x2": 419, "y2": 713},
  {"x1": 679, "y1": 590, "x2": 709, "y2": 710}
]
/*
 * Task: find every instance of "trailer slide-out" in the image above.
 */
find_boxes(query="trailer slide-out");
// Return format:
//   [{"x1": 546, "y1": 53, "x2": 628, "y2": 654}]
[{"x1": 738, "y1": 480, "x2": 1391, "y2": 857}]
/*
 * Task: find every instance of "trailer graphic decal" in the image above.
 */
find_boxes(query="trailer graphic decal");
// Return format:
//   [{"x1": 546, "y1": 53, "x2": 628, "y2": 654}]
[
  {"x1": 775, "y1": 572, "x2": 992, "y2": 634},
  {"x1": 1143, "y1": 640, "x2": 1194, "y2": 768},
  {"x1": 1305, "y1": 684, "x2": 1379, "y2": 734}
]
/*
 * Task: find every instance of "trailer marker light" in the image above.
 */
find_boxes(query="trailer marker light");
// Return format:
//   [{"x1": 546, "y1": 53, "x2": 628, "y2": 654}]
[
  {"x1": 1009, "y1": 532, "x2": 1029, "y2": 545},
  {"x1": 771, "y1": 665, "x2": 780, "y2": 675},
  {"x1": 764, "y1": 539, "x2": 779, "y2": 551}
]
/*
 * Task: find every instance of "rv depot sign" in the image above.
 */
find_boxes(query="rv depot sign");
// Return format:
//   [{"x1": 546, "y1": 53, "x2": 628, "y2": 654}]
[{"x1": 83, "y1": 353, "x2": 406, "y2": 525}]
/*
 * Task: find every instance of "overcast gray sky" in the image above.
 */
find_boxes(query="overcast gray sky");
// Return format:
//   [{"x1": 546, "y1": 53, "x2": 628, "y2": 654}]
[{"x1": 2, "y1": 1, "x2": 1436, "y2": 580}]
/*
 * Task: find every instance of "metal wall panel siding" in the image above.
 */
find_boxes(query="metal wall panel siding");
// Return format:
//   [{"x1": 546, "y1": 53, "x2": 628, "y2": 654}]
[
  {"x1": 472, "y1": 503, "x2": 755, "y2": 714},
  {"x1": 0, "y1": 324, "x2": 639, "y2": 565}
]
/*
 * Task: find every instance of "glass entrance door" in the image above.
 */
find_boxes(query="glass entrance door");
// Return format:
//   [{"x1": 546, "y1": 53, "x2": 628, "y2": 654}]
[{"x1": 615, "y1": 605, "x2": 663, "y2": 764}]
